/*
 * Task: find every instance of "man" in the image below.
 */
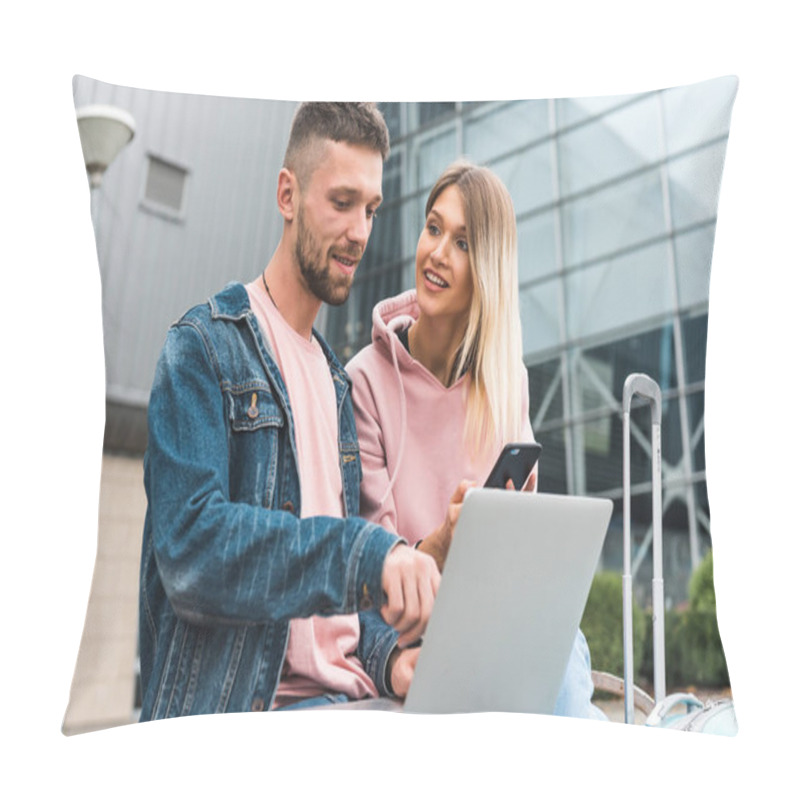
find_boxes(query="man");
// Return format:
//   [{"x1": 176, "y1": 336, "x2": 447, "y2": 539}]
[{"x1": 138, "y1": 102, "x2": 440, "y2": 720}]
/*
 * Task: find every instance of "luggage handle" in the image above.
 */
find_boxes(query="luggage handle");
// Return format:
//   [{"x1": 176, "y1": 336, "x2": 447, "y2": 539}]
[
  {"x1": 644, "y1": 692, "x2": 703, "y2": 727},
  {"x1": 622, "y1": 373, "x2": 666, "y2": 724}
]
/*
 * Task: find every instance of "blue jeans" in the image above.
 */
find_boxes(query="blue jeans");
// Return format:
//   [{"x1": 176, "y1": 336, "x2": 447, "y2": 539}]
[
  {"x1": 278, "y1": 630, "x2": 606, "y2": 720},
  {"x1": 553, "y1": 629, "x2": 607, "y2": 720}
]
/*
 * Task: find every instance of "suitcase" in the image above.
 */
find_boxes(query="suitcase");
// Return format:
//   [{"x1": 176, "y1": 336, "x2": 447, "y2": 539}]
[
  {"x1": 644, "y1": 692, "x2": 737, "y2": 734},
  {"x1": 619, "y1": 373, "x2": 737, "y2": 735}
]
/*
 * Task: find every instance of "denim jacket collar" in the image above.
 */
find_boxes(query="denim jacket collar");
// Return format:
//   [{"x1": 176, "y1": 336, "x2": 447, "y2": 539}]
[{"x1": 209, "y1": 281, "x2": 352, "y2": 389}]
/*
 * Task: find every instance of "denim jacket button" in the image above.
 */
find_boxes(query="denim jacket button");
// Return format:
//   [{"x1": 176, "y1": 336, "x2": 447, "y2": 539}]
[
  {"x1": 282, "y1": 501, "x2": 295, "y2": 514},
  {"x1": 247, "y1": 392, "x2": 259, "y2": 418},
  {"x1": 251, "y1": 697, "x2": 265, "y2": 712},
  {"x1": 359, "y1": 582, "x2": 373, "y2": 610}
]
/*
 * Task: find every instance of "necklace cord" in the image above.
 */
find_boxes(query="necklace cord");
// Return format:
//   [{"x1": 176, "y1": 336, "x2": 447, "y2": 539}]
[{"x1": 261, "y1": 272, "x2": 278, "y2": 310}]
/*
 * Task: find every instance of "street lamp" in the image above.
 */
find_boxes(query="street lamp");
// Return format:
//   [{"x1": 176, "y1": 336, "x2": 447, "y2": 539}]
[
  {"x1": 76, "y1": 104, "x2": 136, "y2": 189},
  {"x1": 75, "y1": 104, "x2": 136, "y2": 314}
]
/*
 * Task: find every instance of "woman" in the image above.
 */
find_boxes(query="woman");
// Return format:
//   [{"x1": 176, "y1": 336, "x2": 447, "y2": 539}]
[{"x1": 346, "y1": 162, "x2": 604, "y2": 719}]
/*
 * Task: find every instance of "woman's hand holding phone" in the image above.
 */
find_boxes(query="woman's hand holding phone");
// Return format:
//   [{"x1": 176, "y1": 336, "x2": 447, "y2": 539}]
[
  {"x1": 485, "y1": 442, "x2": 542, "y2": 491},
  {"x1": 416, "y1": 479, "x2": 475, "y2": 572},
  {"x1": 507, "y1": 470, "x2": 536, "y2": 492}
]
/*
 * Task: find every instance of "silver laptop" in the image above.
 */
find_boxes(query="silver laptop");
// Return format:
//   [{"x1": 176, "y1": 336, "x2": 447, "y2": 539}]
[{"x1": 319, "y1": 489, "x2": 612, "y2": 714}]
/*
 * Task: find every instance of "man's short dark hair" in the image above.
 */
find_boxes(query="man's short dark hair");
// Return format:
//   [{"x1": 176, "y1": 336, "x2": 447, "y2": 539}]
[{"x1": 284, "y1": 102, "x2": 390, "y2": 189}]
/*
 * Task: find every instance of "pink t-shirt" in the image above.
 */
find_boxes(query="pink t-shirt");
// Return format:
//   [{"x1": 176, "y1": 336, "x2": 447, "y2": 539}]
[{"x1": 246, "y1": 278, "x2": 377, "y2": 708}]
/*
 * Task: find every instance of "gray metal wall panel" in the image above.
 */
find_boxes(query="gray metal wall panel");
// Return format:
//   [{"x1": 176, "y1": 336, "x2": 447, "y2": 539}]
[{"x1": 73, "y1": 76, "x2": 297, "y2": 418}]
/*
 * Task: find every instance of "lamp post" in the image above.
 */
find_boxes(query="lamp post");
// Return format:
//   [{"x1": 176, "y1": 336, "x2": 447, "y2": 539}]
[
  {"x1": 75, "y1": 104, "x2": 136, "y2": 317},
  {"x1": 76, "y1": 104, "x2": 136, "y2": 189}
]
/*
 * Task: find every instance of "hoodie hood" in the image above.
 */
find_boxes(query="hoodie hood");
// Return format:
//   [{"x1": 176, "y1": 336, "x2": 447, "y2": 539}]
[{"x1": 370, "y1": 288, "x2": 419, "y2": 354}]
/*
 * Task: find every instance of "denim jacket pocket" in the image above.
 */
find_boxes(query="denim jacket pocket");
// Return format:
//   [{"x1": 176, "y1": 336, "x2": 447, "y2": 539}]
[
  {"x1": 225, "y1": 384, "x2": 285, "y2": 508},
  {"x1": 228, "y1": 385, "x2": 284, "y2": 432}
]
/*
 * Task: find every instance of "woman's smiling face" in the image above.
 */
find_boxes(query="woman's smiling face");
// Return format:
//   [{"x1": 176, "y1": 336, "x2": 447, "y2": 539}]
[{"x1": 415, "y1": 184, "x2": 474, "y2": 323}]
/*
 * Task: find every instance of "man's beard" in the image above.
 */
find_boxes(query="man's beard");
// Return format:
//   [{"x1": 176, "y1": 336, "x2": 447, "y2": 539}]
[{"x1": 295, "y1": 205, "x2": 361, "y2": 307}]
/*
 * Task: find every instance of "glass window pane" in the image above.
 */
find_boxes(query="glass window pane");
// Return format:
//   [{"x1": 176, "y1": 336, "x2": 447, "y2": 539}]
[
  {"x1": 555, "y1": 92, "x2": 639, "y2": 129},
  {"x1": 418, "y1": 102, "x2": 456, "y2": 128},
  {"x1": 527, "y1": 358, "x2": 564, "y2": 426},
  {"x1": 558, "y1": 95, "x2": 661, "y2": 197},
  {"x1": 520, "y1": 279, "x2": 561, "y2": 357},
  {"x1": 583, "y1": 326, "x2": 678, "y2": 397},
  {"x1": 663, "y1": 497, "x2": 692, "y2": 545},
  {"x1": 561, "y1": 168, "x2": 666, "y2": 266},
  {"x1": 360, "y1": 151, "x2": 405, "y2": 271},
  {"x1": 667, "y1": 140, "x2": 727, "y2": 229},
  {"x1": 681, "y1": 312, "x2": 709, "y2": 386},
  {"x1": 660, "y1": 387, "x2": 685, "y2": 466},
  {"x1": 574, "y1": 351, "x2": 617, "y2": 416},
  {"x1": 400, "y1": 256, "x2": 416, "y2": 294},
  {"x1": 354, "y1": 267, "x2": 404, "y2": 333},
  {"x1": 596, "y1": 499, "x2": 624, "y2": 574},
  {"x1": 566, "y1": 240, "x2": 672, "y2": 340},
  {"x1": 685, "y1": 388, "x2": 706, "y2": 472},
  {"x1": 582, "y1": 408, "x2": 616, "y2": 461},
  {"x1": 533, "y1": 425, "x2": 568, "y2": 495},
  {"x1": 401, "y1": 196, "x2": 424, "y2": 265},
  {"x1": 464, "y1": 100, "x2": 549, "y2": 164},
  {"x1": 517, "y1": 210, "x2": 558, "y2": 283},
  {"x1": 417, "y1": 128, "x2": 457, "y2": 188},
  {"x1": 575, "y1": 414, "x2": 622, "y2": 492},
  {"x1": 324, "y1": 303, "x2": 351, "y2": 362},
  {"x1": 362, "y1": 202, "x2": 402, "y2": 270},
  {"x1": 326, "y1": 266, "x2": 406, "y2": 362},
  {"x1": 381, "y1": 150, "x2": 403, "y2": 205},
  {"x1": 492, "y1": 142, "x2": 553, "y2": 215},
  {"x1": 674, "y1": 224, "x2": 715, "y2": 308},
  {"x1": 462, "y1": 101, "x2": 488, "y2": 113},
  {"x1": 661, "y1": 77, "x2": 737, "y2": 155},
  {"x1": 378, "y1": 102, "x2": 402, "y2": 142},
  {"x1": 694, "y1": 480, "x2": 710, "y2": 532}
]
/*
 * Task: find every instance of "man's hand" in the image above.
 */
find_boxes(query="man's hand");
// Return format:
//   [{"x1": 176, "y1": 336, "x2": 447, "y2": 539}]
[
  {"x1": 387, "y1": 645, "x2": 420, "y2": 698},
  {"x1": 381, "y1": 544, "x2": 440, "y2": 648},
  {"x1": 417, "y1": 479, "x2": 475, "y2": 572}
]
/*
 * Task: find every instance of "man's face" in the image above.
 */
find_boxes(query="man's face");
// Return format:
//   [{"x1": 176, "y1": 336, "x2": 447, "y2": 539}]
[{"x1": 293, "y1": 140, "x2": 383, "y2": 306}]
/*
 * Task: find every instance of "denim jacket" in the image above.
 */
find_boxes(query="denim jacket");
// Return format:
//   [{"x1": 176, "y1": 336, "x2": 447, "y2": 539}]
[{"x1": 138, "y1": 283, "x2": 400, "y2": 720}]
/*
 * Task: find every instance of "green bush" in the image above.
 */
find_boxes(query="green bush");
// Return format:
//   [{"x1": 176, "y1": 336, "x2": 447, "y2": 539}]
[
  {"x1": 668, "y1": 550, "x2": 730, "y2": 687},
  {"x1": 582, "y1": 553, "x2": 730, "y2": 691},
  {"x1": 689, "y1": 548, "x2": 718, "y2": 614},
  {"x1": 581, "y1": 571, "x2": 646, "y2": 679},
  {"x1": 643, "y1": 550, "x2": 730, "y2": 688}
]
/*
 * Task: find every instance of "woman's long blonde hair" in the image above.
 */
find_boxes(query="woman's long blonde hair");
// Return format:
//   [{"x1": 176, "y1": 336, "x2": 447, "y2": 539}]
[{"x1": 425, "y1": 162, "x2": 525, "y2": 457}]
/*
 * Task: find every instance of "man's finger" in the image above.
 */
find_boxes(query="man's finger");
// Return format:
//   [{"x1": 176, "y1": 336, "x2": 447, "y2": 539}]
[
  {"x1": 381, "y1": 563, "x2": 403, "y2": 627},
  {"x1": 394, "y1": 568, "x2": 421, "y2": 638}
]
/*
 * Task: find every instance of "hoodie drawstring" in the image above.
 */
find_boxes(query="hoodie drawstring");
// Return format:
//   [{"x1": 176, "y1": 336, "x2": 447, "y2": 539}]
[{"x1": 378, "y1": 319, "x2": 409, "y2": 507}]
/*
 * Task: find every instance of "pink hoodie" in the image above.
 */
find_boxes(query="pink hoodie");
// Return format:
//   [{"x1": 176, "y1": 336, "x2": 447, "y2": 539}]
[{"x1": 346, "y1": 290, "x2": 535, "y2": 544}]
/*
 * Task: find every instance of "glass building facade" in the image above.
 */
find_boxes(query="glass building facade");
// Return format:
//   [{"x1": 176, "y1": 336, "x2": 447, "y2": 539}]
[{"x1": 323, "y1": 80, "x2": 734, "y2": 608}]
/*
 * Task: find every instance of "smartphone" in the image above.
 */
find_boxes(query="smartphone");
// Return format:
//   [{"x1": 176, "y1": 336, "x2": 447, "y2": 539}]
[{"x1": 483, "y1": 442, "x2": 543, "y2": 490}]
